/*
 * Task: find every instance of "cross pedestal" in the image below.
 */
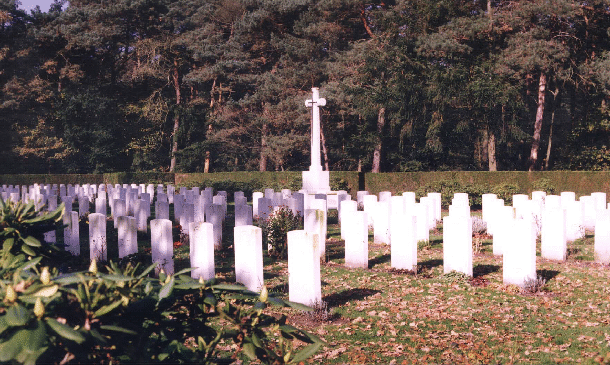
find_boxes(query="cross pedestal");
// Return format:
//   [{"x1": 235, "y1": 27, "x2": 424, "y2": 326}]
[{"x1": 303, "y1": 87, "x2": 330, "y2": 193}]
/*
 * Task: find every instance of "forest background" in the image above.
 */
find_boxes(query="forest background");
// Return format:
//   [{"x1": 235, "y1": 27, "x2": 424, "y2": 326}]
[{"x1": 2, "y1": 0, "x2": 610, "y2": 175}]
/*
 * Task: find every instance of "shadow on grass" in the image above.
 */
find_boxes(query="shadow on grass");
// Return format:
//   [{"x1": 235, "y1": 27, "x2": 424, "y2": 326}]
[
  {"x1": 263, "y1": 271, "x2": 281, "y2": 280},
  {"x1": 368, "y1": 254, "x2": 390, "y2": 269},
  {"x1": 419, "y1": 259, "x2": 443, "y2": 270},
  {"x1": 325, "y1": 243, "x2": 345, "y2": 261},
  {"x1": 537, "y1": 269, "x2": 560, "y2": 282},
  {"x1": 323, "y1": 288, "x2": 381, "y2": 308},
  {"x1": 269, "y1": 282, "x2": 288, "y2": 294},
  {"x1": 473, "y1": 264, "x2": 500, "y2": 278},
  {"x1": 430, "y1": 235, "x2": 443, "y2": 245}
]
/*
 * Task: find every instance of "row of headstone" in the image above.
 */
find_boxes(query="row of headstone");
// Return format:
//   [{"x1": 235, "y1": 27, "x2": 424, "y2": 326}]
[
  {"x1": 482, "y1": 191, "x2": 610, "y2": 263},
  {"x1": 8, "y1": 182, "x2": 610, "y2": 306}
]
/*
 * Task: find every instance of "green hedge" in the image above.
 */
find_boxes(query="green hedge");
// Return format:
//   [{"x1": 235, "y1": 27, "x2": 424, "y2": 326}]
[
  {"x1": 1, "y1": 171, "x2": 609, "y2": 198},
  {"x1": 0, "y1": 174, "x2": 103, "y2": 186},
  {"x1": 364, "y1": 171, "x2": 610, "y2": 197},
  {"x1": 102, "y1": 172, "x2": 175, "y2": 185}
]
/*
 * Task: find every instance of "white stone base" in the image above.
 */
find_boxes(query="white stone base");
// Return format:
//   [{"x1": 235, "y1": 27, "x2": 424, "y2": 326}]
[{"x1": 302, "y1": 170, "x2": 330, "y2": 194}]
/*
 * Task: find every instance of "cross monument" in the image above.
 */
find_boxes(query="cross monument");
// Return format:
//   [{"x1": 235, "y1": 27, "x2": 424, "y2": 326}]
[{"x1": 302, "y1": 88, "x2": 330, "y2": 193}]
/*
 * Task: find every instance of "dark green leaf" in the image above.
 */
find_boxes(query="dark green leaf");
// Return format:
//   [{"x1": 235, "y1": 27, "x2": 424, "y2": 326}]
[
  {"x1": 89, "y1": 328, "x2": 107, "y2": 344},
  {"x1": 100, "y1": 274, "x2": 133, "y2": 282},
  {"x1": 267, "y1": 297, "x2": 284, "y2": 306},
  {"x1": 21, "y1": 244, "x2": 36, "y2": 256},
  {"x1": 137, "y1": 263, "x2": 157, "y2": 279},
  {"x1": 5, "y1": 304, "x2": 31, "y2": 326},
  {"x1": 93, "y1": 300, "x2": 123, "y2": 318},
  {"x1": 0, "y1": 317, "x2": 9, "y2": 335},
  {"x1": 242, "y1": 342, "x2": 257, "y2": 360},
  {"x1": 17, "y1": 256, "x2": 42, "y2": 271},
  {"x1": 158, "y1": 276, "x2": 175, "y2": 300},
  {"x1": 45, "y1": 318, "x2": 86, "y2": 344},
  {"x1": 0, "y1": 329, "x2": 27, "y2": 361},
  {"x1": 289, "y1": 342, "x2": 322, "y2": 364},
  {"x1": 251, "y1": 332, "x2": 263, "y2": 348},
  {"x1": 279, "y1": 324, "x2": 299, "y2": 334},
  {"x1": 100, "y1": 325, "x2": 137, "y2": 335},
  {"x1": 23, "y1": 236, "x2": 41, "y2": 247},
  {"x1": 203, "y1": 293, "x2": 217, "y2": 306},
  {"x1": 3, "y1": 238, "x2": 14, "y2": 251},
  {"x1": 53, "y1": 272, "x2": 88, "y2": 285},
  {"x1": 211, "y1": 283, "x2": 248, "y2": 291},
  {"x1": 173, "y1": 282, "x2": 202, "y2": 290},
  {"x1": 173, "y1": 267, "x2": 194, "y2": 276},
  {"x1": 26, "y1": 320, "x2": 46, "y2": 353},
  {"x1": 284, "y1": 300, "x2": 313, "y2": 311}
]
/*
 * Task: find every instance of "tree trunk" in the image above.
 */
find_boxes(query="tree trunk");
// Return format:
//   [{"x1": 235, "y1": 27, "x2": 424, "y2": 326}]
[
  {"x1": 320, "y1": 120, "x2": 330, "y2": 171},
  {"x1": 488, "y1": 128, "x2": 497, "y2": 171},
  {"x1": 259, "y1": 123, "x2": 267, "y2": 171},
  {"x1": 371, "y1": 107, "x2": 385, "y2": 173},
  {"x1": 204, "y1": 124, "x2": 212, "y2": 173},
  {"x1": 528, "y1": 72, "x2": 547, "y2": 171},
  {"x1": 169, "y1": 61, "x2": 181, "y2": 172},
  {"x1": 544, "y1": 86, "x2": 560, "y2": 170}
]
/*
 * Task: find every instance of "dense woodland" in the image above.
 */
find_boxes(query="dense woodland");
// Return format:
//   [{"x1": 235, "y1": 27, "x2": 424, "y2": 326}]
[{"x1": 1, "y1": 0, "x2": 610, "y2": 174}]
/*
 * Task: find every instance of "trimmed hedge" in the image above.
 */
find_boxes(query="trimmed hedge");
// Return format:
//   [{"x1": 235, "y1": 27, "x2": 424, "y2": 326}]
[
  {"x1": 0, "y1": 174, "x2": 103, "y2": 186},
  {"x1": 102, "y1": 172, "x2": 174, "y2": 185},
  {"x1": 364, "y1": 171, "x2": 610, "y2": 197}
]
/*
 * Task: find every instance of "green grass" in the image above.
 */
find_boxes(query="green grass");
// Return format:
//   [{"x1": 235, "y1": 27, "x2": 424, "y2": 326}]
[
  {"x1": 52, "y1": 204, "x2": 610, "y2": 364},
  {"x1": 253, "y1": 218, "x2": 610, "y2": 364}
]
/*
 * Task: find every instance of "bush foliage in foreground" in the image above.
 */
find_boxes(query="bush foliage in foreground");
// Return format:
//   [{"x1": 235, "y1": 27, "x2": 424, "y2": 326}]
[{"x1": 0, "y1": 200, "x2": 323, "y2": 364}]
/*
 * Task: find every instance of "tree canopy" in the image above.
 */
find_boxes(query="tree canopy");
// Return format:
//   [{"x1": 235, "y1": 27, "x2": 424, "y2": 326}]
[{"x1": 2, "y1": 0, "x2": 610, "y2": 173}]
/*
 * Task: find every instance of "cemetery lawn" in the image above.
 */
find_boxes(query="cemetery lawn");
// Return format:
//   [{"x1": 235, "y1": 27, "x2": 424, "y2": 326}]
[{"x1": 214, "y1": 220, "x2": 610, "y2": 364}]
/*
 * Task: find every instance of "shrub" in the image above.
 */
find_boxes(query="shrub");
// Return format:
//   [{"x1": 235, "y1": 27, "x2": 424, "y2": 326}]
[
  {"x1": 260, "y1": 206, "x2": 301, "y2": 259},
  {"x1": 491, "y1": 183, "x2": 521, "y2": 205},
  {"x1": 415, "y1": 179, "x2": 485, "y2": 209},
  {"x1": 532, "y1": 178, "x2": 556, "y2": 195},
  {"x1": 0, "y1": 199, "x2": 65, "y2": 274},
  {"x1": 0, "y1": 199, "x2": 322, "y2": 364},
  {"x1": 522, "y1": 275, "x2": 547, "y2": 294},
  {"x1": 330, "y1": 177, "x2": 350, "y2": 193}
]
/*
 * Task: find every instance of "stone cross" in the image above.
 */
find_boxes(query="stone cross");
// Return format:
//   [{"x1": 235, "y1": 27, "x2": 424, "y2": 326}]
[{"x1": 305, "y1": 88, "x2": 326, "y2": 171}]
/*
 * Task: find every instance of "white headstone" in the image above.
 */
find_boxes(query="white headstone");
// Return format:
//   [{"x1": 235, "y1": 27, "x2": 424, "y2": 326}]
[
  {"x1": 206, "y1": 204, "x2": 224, "y2": 248},
  {"x1": 118, "y1": 216, "x2": 138, "y2": 258},
  {"x1": 151, "y1": 219, "x2": 174, "y2": 275},
  {"x1": 78, "y1": 196, "x2": 89, "y2": 218},
  {"x1": 234, "y1": 225, "x2": 264, "y2": 292},
  {"x1": 155, "y1": 201, "x2": 170, "y2": 220},
  {"x1": 180, "y1": 203, "x2": 195, "y2": 234},
  {"x1": 235, "y1": 204, "x2": 253, "y2": 227},
  {"x1": 64, "y1": 211, "x2": 79, "y2": 255},
  {"x1": 305, "y1": 207, "x2": 326, "y2": 259},
  {"x1": 189, "y1": 221, "x2": 215, "y2": 281},
  {"x1": 89, "y1": 213, "x2": 107, "y2": 262},
  {"x1": 443, "y1": 215, "x2": 472, "y2": 276},
  {"x1": 288, "y1": 230, "x2": 321, "y2": 306},
  {"x1": 415, "y1": 203, "x2": 430, "y2": 244},
  {"x1": 135, "y1": 199, "x2": 149, "y2": 233},
  {"x1": 373, "y1": 200, "x2": 390, "y2": 245},
  {"x1": 252, "y1": 192, "x2": 264, "y2": 217},
  {"x1": 391, "y1": 212, "x2": 417, "y2": 271},
  {"x1": 541, "y1": 207, "x2": 567, "y2": 261},
  {"x1": 257, "y1": 197, "x2": 272, "y2": 221},
  {"x1": 594, "y1": 209, "x2": 610, "y2": 264},
  {"x1": 340, "y1": 200, "x2": 358, "y2": 240},
  {"x1": 344, "y1": 210, "x2": 369, "y2": 269},
  {"x1": 503, "y1": 219, "x2": 537, "y2": 287},
  {"x1": 363, "y1": 194, "x2": 378, "y2": 229}
]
